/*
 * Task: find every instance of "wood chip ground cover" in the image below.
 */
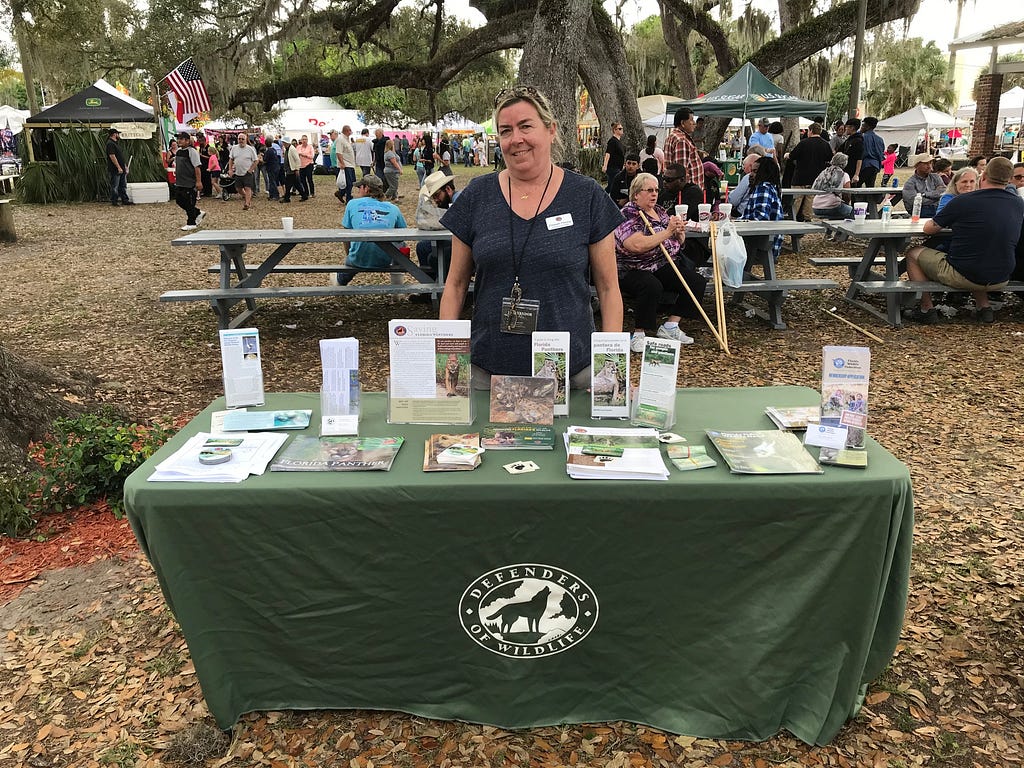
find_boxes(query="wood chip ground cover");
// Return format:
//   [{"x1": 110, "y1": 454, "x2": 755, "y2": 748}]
[{"x1": 1, "y1": 171, "x2": 1022, "y2": 766}]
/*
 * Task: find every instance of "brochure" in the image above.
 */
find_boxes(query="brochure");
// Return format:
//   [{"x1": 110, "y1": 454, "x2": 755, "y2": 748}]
[
  {"x1": 591, "y1": 332, "x2": 631, "y2": 418},
  {"x1": 706, "y1": 430, "x2": 823, "y2": 475},
  {"x1": 220, "y1": 328, "x2": 265, "y2": 408},
  {"x1": 270, "y1": 436, "x2": 404, "y2": 471},
  {"x1": 821, "y1": 346, "x2": 870, "y2": 449},
  {"x1": 148, "y1": 432, "x2": 288, "y2": 483},
  {"x1": 818, "y1": 446, "x2": 868, "y2": 468},
  {"x1": 423, "y1": 433, "x2": 481, "y2": 472},
  {"x1": 532, "y1": 331, "x2": 570, "y2": 417},
  {"x1": 221, "y1": 409, "x2": 312, "y2": 431},
  {"x1": 320, "y1": 338, "x2": 360, "y2": 435},
  {"x1": 564, "y1": 426, "x2": 669, "y2": 481},
  {"x1": 765, "y1": 406, "x2": 821, "y2": 431},
  {"x1": 489, "y1": 376, "x2": 556, "y2": 425},
  {"x1": 632, "y1": 337, "x2": 681, "y2": 429},
  {"x1": 480, "y1": 425, "x2": 555, "y2": 450},
  {"x1": 388, "y1": 319, "x2": 472, "y2": 424},
  {"x1": 666, "y1": 444, "x2": 717, "y2": 471}
]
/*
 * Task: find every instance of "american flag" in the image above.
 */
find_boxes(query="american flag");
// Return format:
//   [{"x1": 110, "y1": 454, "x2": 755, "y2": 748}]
[{"x1": 163, "y1": 58, "x2": 211, "y2": 121}]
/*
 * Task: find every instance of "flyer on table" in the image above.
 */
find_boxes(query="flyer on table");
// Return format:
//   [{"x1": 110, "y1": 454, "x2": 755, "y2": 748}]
[
  {"x1": 821, "y1": 346, "x2": 869, "y2": 449},
  {"x1": 220, "y1": 328, "x2": 265, "y2": 408},
  {"x1": 388, "y1": 319, "x2": 472, "y2": 423}
]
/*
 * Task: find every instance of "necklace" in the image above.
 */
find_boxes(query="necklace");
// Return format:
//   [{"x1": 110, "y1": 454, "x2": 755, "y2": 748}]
[{"x1": 510, "y1": 169, "x2": 552, "y2": 200}]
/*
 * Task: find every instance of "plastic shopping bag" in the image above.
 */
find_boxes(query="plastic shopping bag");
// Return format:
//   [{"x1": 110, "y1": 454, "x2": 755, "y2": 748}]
[{"x1": 716, "y1": 220, "x2": 746, "y2": 288}]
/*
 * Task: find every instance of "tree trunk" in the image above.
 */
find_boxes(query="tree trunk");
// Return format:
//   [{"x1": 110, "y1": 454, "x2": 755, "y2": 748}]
[
  {"x1": 517, "y1": 0, "x2": 594, "y2": 163},
  {"x1": 578, "y1": 5, "x2": 646, "y2": 158},
  {"x1": 660, "y1": 5, "x2": 697, "y2": 98},
  {"x1": 0, "y1": 344, "x2": 94, "y2": 472}
]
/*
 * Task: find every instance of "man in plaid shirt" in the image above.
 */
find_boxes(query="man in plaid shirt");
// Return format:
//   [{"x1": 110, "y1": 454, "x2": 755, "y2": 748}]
[{"x1": 663, "y1": 107, "x2": 704, "y2": 192}]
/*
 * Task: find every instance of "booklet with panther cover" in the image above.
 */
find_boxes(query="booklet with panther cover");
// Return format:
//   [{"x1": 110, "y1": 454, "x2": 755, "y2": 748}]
[{"x1": 270, "y1": 436, "x2": 404, "y2": 471}]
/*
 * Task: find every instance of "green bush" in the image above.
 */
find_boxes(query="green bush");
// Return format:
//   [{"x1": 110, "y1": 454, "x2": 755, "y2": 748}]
[
  {"x1": 33, "y1": 410, "x2": 173, "y2": 519},
  {"x1": 0, "y1": 474, "x2": 35, "y2": 537}
]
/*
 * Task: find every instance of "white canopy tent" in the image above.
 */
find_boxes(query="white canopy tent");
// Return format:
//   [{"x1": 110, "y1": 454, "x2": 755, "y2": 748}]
[
  {"x1": 875, "y1": 105, "x2": 961, "y2": 150},
  {"x1": 0, "y1": 105, "x2": 32, "y2": 134},
  {"x1": 269, "y1": 97, "x2": 367, "y2": 144},
  {"x1": 955, "y1": 85, "x2": 1024, "y2": 123}
]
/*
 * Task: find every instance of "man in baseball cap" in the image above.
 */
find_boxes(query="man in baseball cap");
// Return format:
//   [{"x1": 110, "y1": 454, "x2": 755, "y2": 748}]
[
  {"x1": 901, "y1": 153, "x2": 944, "y2": 219},
  {"x1": 332, "y1": 172, "x2": 407, "y2": 286},
  {"x1": 749, "y1": 117, "x2": 775, "y2": 156},
  {"x1": 105, "y1": 128, "x2": 133, "y2": 206}
]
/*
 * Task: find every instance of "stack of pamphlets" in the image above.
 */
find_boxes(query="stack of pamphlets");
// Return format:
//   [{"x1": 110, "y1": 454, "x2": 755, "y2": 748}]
[
  {"x1": 764, "y1": 406, "x2": 821, "y2": 431},
  {"x1": 270, "y1": 436, "x2": 404, "y2": 471},
  {"x1": 221, "y1": 409, "x2": 312, "y2": 431},
  {"x1": 480, "y1": 425, "x2": 555, "y2": 450},
  {"x1": 666, "y1": 444, "x2": 717, "y2": 471},
  {"x1": 564, "y1": 426, "x2": 669, "y2": 481},
  {"x1": 424, "y1": 433, "x2": 482, "y2": 472},
  {"x1": 148, "y1": 432, "x2": 288, "y2": 483},
  {"x1": 818, "y1": 446, "x2": 868, "y2": 468},
  {"x1": 706, "y1": 430, "x2": 822, "y2": 475}
]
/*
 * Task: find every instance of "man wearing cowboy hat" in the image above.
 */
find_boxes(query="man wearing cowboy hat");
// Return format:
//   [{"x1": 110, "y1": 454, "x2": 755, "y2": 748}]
[
  {"x1": 901, "y1": 153, "x2": 944, "y2": 218},
  {"x1": 411, "y1": 172, "x2": 460, "y2": 300}
]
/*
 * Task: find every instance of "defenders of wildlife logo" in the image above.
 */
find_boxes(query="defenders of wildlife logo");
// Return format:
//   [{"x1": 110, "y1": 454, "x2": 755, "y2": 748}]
[{"x1": 459, "y1": 564, "x2": 598, "y2": 658}]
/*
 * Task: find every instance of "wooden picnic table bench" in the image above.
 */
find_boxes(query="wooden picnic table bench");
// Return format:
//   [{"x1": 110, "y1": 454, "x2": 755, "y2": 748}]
[
  {"x1": 164, "y1": 228, "x2": 452, "y2": 330},
  {"x1": 688, "y1": 221, "x2": 838, "y2": 330}
]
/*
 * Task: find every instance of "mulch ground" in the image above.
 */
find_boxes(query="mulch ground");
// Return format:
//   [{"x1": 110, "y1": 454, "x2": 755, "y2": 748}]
[{"x1": 0, "y1": 170, "x2": 1022, "y2": 766}]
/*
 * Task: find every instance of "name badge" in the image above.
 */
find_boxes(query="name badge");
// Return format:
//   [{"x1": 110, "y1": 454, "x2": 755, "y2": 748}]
[
  {"x1": 545, "y1": 213, "x2": 574, "y2": 230},
  {"x1": 500, "y1": 298, "x2": 540, "y2": 334}
]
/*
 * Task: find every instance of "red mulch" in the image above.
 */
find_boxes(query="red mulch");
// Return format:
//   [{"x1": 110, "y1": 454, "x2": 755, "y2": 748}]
[{"x1": 0, "y1": 501, "x2": 139, "y2": 605}]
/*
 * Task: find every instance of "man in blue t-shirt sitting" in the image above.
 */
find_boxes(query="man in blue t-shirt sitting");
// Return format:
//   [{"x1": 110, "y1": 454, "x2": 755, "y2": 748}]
[
  {"x1": 904, "y1": 156, "x2": 1024, "y2": 324},
  {"x1": 333, "y1": 174, "x2": 407, "y2": 286}
]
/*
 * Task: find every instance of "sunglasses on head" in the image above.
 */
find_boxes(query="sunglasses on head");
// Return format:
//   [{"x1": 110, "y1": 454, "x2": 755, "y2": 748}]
[{"x1": 494, "y1": 85, "x2": 542, "y2": 107}]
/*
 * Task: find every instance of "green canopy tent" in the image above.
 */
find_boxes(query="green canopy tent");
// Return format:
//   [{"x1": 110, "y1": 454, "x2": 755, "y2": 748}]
[{"x1": 666, "y1": 62, "x2": 827, "y2": 121}]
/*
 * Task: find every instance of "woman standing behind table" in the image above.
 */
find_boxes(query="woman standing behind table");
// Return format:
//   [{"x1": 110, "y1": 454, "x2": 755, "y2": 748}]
[
  {"x1": 383, "y1": 139, "x2": 402, "y2": 200},
  {"x1": 440, "y1": 86, "x2": 624, "y2": 389},
  {"x1": 614, "y1": 172, "x2": 705, "y2": 353}
]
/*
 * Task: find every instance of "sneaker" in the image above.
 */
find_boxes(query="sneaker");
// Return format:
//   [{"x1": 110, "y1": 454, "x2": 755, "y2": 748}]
[
  {"x1": 979, "y1": 306, "x2": 995, "y2": 324},
  {"x1": 181, "y1": 224, "x2": 198, "y2": 231},
  {"x1": 657, "y1": 324, "x2": 695, "y2": 344},
  {"x1": 196, "y1": 210, "x2": 206, "y2": 226},
  {"x1": 906, "y1": 307, "x2": 938, "y2": 325},
  {"x1": 630, "y1": 332, "x2": 647, "y2": 353}
]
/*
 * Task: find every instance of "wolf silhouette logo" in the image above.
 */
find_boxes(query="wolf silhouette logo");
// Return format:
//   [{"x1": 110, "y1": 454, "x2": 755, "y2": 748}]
[{"x1": 459, "y1": 564, "x2": 598, "y2": 659}]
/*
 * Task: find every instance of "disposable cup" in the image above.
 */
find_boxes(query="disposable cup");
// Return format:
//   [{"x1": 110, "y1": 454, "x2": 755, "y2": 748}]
[
  {"x1": 853, "y1": 203, "x2": 867, "y2": 222},
  {"x1": 282, "y1": 217, "x2": 294, "y2": 232},
  {"x1": 718, "y1": 203, "x2": 733, "y2": 219},
  {"x1": 698, "y1": 203, "x2": 712, "y2": 231},
  {"x1": 674, "y1": 204, "x2": 688, "y2": 220}
]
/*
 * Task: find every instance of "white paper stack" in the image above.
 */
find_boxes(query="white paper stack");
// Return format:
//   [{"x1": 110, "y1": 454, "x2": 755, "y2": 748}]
[
  {"x1": 564, "y1": 426, "x2": 669, "y2": 481},
  {"x1": 148, "y1": 432, "x2": 288, "y2": 483}
]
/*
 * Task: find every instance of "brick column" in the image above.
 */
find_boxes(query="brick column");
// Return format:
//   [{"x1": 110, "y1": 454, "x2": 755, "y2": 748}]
[{"x1": 969, "y1": 73, "x2": 1003, "y2": 157}]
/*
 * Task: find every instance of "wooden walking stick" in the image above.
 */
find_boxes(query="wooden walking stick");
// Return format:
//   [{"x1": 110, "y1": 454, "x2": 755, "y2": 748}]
[
  {"x1": 637, "y1": 210, "x2": 730, "y2": 354},
  {"x1": 708, "y1": 219, "x2": 730, "y2": 354}
]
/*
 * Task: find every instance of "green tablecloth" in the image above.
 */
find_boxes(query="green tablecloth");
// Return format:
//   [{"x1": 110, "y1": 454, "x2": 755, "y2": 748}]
[{"x1": 124, "y1": 386, "x2": 912, "y2": 744}]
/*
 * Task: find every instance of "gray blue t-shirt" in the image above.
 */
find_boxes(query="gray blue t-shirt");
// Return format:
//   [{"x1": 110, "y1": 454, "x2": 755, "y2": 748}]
[{"x1": 441, "y1": 170, "x2": 623, "y2": 376}]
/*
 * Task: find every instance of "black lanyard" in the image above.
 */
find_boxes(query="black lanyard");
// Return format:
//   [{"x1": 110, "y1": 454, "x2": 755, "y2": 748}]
[{"x1": 507, "y1": 165, "x2": 554, "y2": 302}]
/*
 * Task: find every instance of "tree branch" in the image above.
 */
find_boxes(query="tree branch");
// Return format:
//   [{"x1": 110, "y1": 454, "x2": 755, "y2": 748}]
[
  {"x1": 659, "y1": 0, "x2": 737, "y2": 77},
  {"x1": 229, "y1": 10, "x2": 532, "y2": 109}
]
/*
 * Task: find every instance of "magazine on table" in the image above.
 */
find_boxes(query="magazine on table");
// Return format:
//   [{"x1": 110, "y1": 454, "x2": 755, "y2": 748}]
[
  {"x1": 388, "y1": 319, "x2": 472, "y2": 424},
  {"x1": 148, "y1": 432, "x2": 288, "y2": 483},
  {"x1": 821, "y1": 346, "x2": 870, "y2": 449},
  {"x1": 220, "y1": 409, "x2": 312, "y2": 431},
  {"x1": 480, "y1": 425, "x2": 555, "y2": 450},
  {"x1": 488, "y1": 375, "x2": 556, "y2": 425},
  {"x1": 706, "y1": 430, "x2": 823, "y2": 475},
  {"x1": 564, "y1": 425, "x2": 669, "y2": 481},
  {"x1": 532, "y1": 331, "x2": 570, "y2": 416},
  {"x1": 270, "y1": 436, "x2": 404, "y2": 471},
  {"x1": 764, "y1": 406, "x2": 821, "y2": 431}
]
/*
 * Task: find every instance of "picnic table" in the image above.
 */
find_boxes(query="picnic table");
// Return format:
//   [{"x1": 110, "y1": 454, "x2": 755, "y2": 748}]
[
  {"x1": 692, "y1": 220, "x2": 836, "y2": 330},
  {"x1": 783, "y1": 187, "x2": 898, "y2": 219},
  {"x1": 162, "y1": 228, "x2": 452, "y2": 330}
]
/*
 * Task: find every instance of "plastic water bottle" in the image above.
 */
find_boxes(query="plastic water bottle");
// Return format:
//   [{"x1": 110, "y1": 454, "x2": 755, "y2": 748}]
[
  {"x1": 881, "y1": 200, "x2": 892, "y2": 223},
  {"x1": 911, "y1": 193, "x2": 923, "y2": 222}
]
